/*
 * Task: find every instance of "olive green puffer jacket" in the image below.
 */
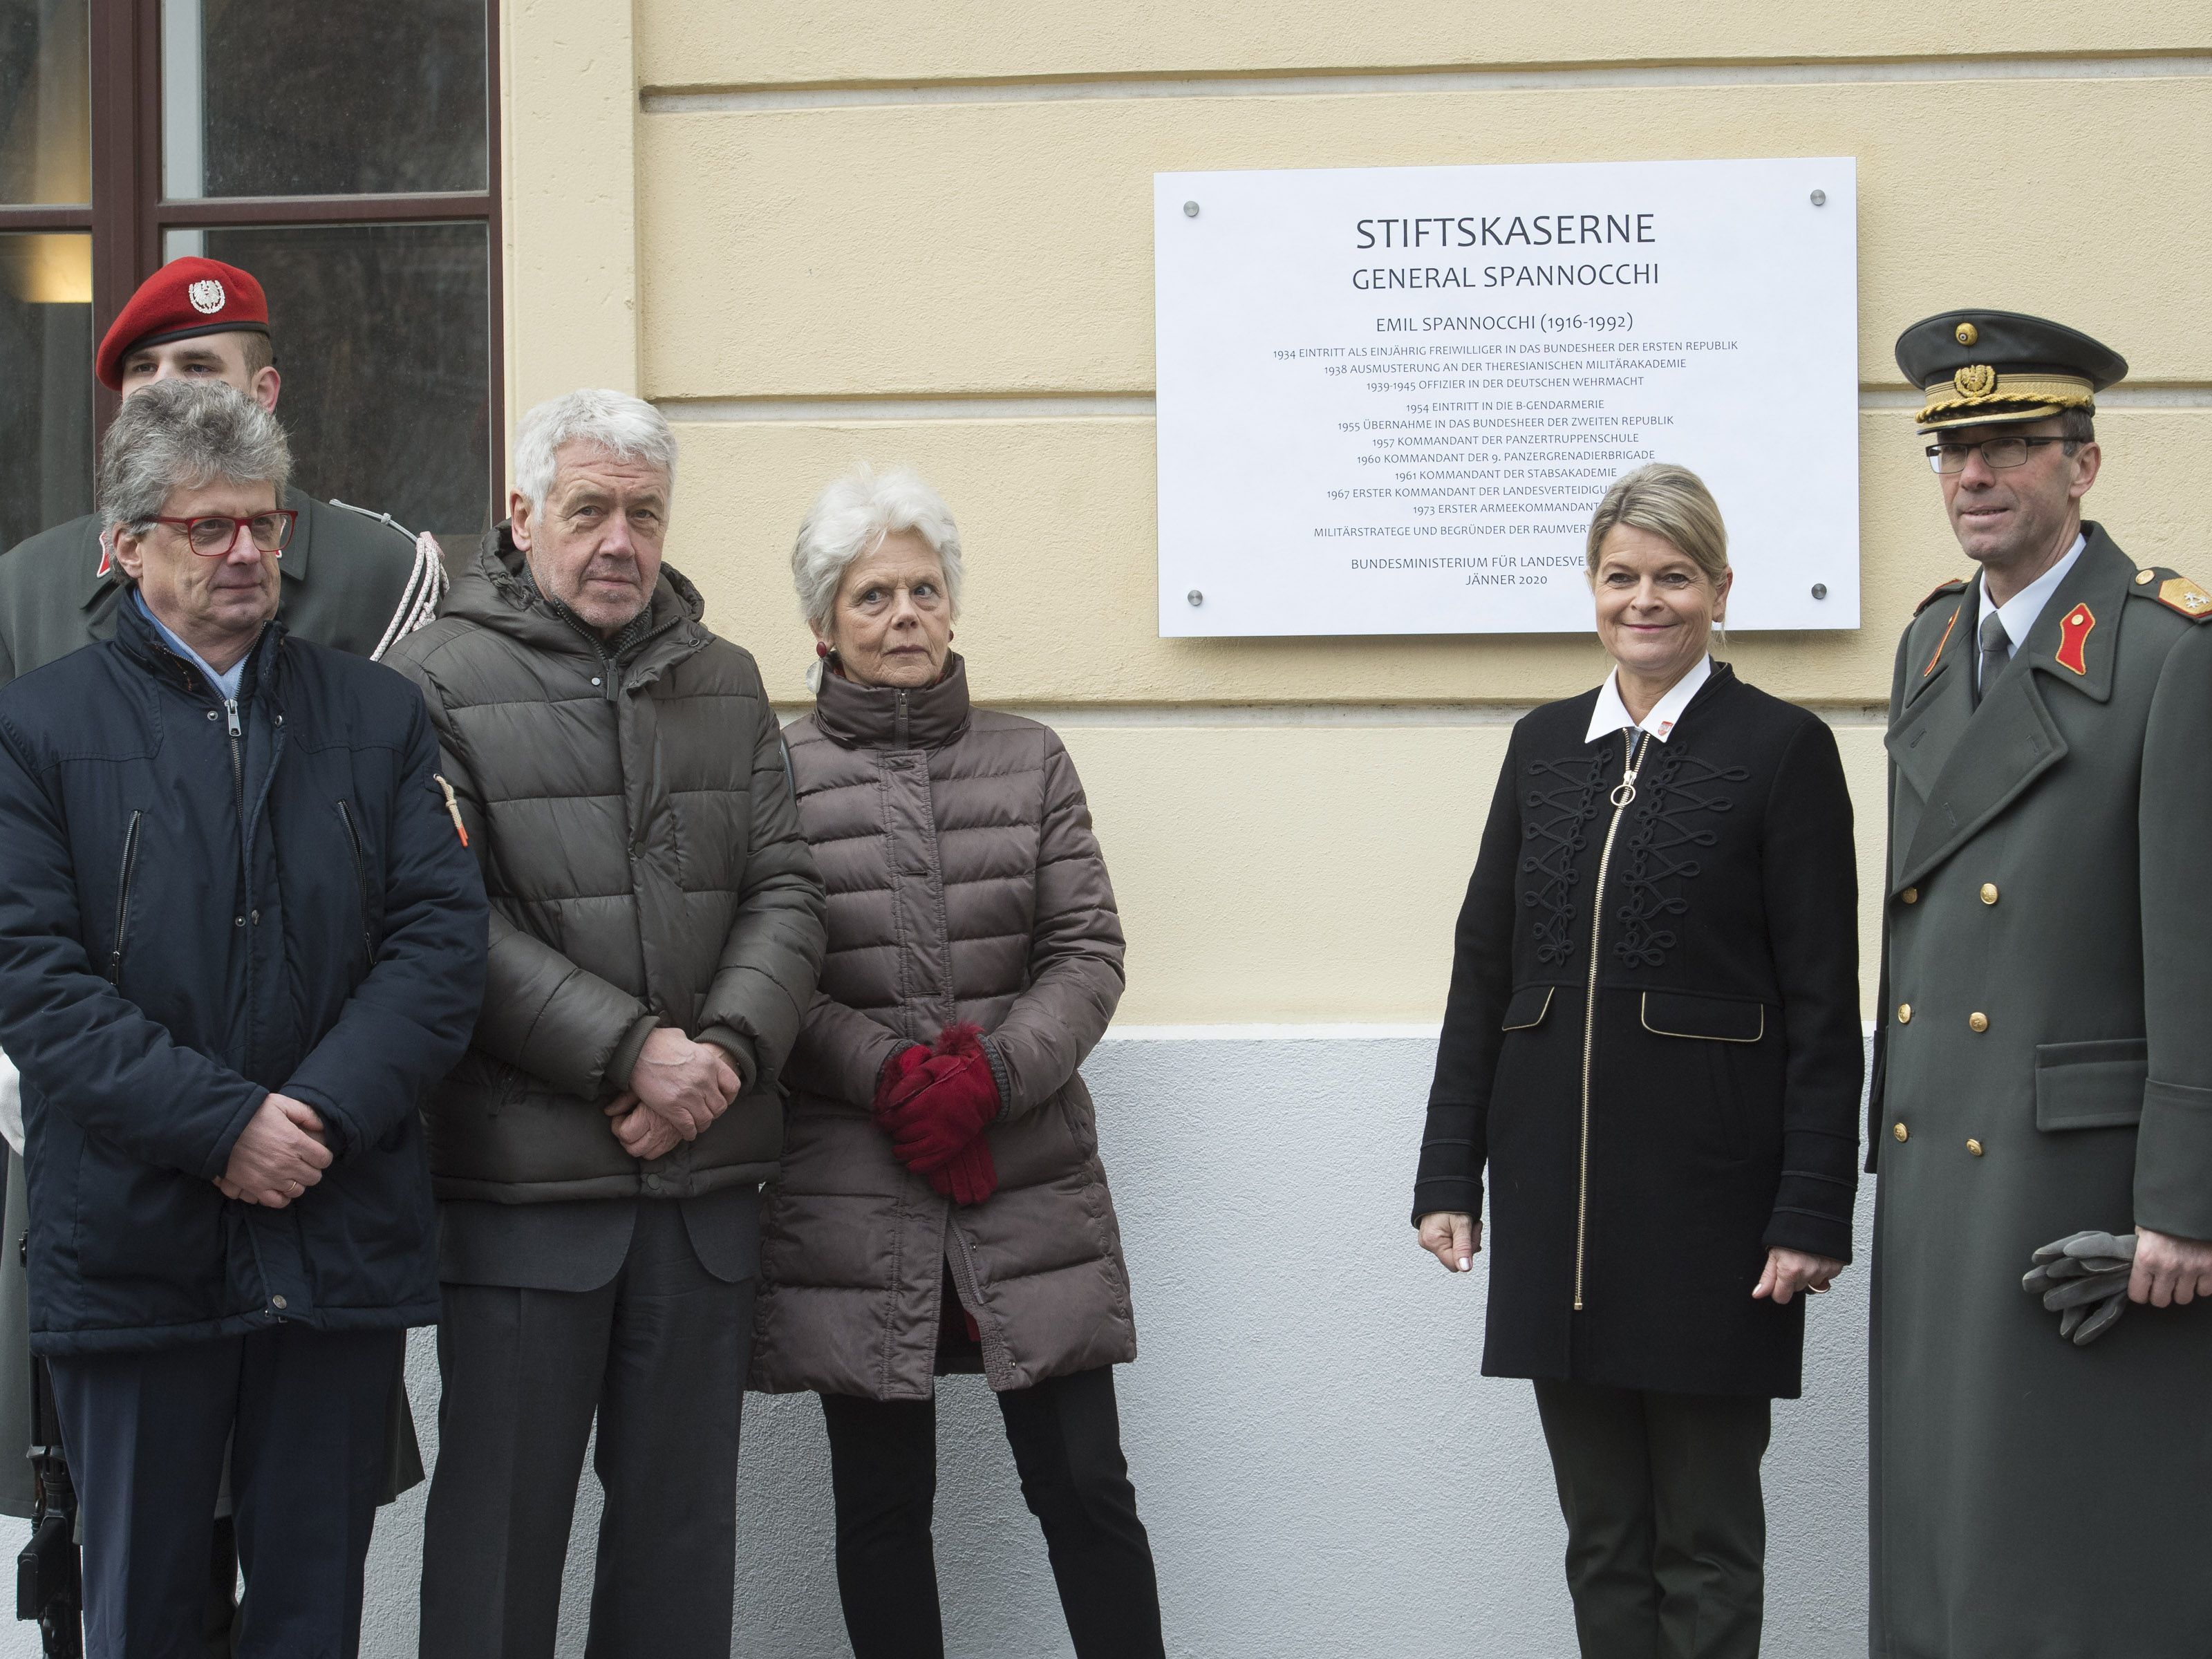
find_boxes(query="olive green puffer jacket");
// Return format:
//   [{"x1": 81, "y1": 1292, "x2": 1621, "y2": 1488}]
[
  {"x1": 385, "y1": 529, "x2": 826, "y2": 1203},
  {"x1": 753, "y1": 657, "x2": 1136, "y2": 1398}
]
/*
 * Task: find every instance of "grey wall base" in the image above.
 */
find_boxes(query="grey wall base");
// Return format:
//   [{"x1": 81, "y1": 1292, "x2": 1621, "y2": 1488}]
[{"x1": 5, "y1": 1030, "x2": 1876, "y2": 1658}]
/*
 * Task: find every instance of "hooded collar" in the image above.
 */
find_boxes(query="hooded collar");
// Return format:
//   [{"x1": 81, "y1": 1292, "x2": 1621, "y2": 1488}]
[
  {"x1": 444, "y1": 523, "x2": 711, "y2": 682},
  {"x1": 812, "y1": 653, "x2": 973, "y2": 752}
]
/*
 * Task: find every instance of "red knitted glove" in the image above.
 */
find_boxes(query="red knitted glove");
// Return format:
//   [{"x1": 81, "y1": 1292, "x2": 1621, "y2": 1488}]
[
  {"x1": 883, "y1": 1024, "x2": 1002, "y2": 1174},
  {"x1": 926, "y1": 1135, "x2": 998, "y2": 1206},
  {"x1": 872, "y1": 1043, "x2": 935, "y2": 1122}
]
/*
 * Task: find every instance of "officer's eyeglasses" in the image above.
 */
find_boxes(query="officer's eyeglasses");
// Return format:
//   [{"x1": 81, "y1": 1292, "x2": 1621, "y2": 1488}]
[
  {"x1": 1924, "y1": 436, "x2": 2071, "y2": 475},
  {"x1": 144, "y1": 511, "x2": 299, "y2": 556}
]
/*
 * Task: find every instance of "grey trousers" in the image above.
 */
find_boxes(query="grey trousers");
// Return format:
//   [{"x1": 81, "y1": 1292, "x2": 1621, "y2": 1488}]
[
  {"x1": 1532, "y1": 1378, "x2": 1772, "y2": 1659},
  {"x1": 418, "y1": 1200, "x2": 753, "y2": 1659}
]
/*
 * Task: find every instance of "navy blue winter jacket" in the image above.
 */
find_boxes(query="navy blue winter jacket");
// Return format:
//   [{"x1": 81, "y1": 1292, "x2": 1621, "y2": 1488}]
[{"x1": 0, "y1": 599, "x2": 487, "y2": 1356}]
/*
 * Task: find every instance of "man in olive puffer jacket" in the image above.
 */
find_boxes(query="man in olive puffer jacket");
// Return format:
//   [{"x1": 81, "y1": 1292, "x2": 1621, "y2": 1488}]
[{"x1": 385, "y1": 390, "x2": 826, "y2": 1657}]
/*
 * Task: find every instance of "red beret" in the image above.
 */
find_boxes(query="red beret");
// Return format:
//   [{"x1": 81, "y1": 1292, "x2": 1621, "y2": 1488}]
[{"x1": 95, "y1": 258, "x2": 270, "y2": 391}]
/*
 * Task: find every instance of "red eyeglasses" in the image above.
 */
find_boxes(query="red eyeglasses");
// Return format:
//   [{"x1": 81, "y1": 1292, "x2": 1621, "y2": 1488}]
[{"x1": 145, "y1": 511, "x2": 298, "y2": 556}]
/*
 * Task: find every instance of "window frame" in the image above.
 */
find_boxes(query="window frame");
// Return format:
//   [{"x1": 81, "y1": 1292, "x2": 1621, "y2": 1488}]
[{"x1": 1, "y1": 0, "x2": 503, "y2": 512}]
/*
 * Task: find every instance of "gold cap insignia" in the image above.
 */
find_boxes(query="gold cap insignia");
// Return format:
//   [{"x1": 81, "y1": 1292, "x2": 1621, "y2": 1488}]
[
  {"x1": 2157, "y1": 576, "x2": 2212, "y2": 618},
  {"x1": 1953, "y1": 364, "x2": 1998, "y2": 398},
  {"x1": 1954, "y1": 322, "x2": 1979, "y2": 346}
]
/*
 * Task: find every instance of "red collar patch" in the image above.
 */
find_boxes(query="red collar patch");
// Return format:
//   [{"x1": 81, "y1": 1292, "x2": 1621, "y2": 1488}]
[
  {"x1": 2055, "y1": 603, "x2": 2095, "y2": 675},
  {"x1": 95, "y1": 528, "x2": 113, "y2": 580}
]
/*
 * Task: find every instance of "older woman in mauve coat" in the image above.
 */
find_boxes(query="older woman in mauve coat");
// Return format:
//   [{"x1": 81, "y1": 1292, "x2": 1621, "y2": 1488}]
[{"x1": 752, "y1": 464, "x2": 1163, "y2": 1659}]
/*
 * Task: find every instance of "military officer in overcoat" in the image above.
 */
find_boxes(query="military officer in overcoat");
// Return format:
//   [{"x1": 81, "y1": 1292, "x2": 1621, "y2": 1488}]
[
  {"x1": 0, "y1": 256, "x2": 447, "y2": 1654},
  {"x1": 1870, "y1": 310, "x2": 2212, "y2": 1658}
]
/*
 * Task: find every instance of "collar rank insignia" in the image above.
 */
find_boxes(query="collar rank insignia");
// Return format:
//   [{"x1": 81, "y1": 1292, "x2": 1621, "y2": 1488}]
[
  {"x1": 95, "y1": 528, "x2": 113, "y2": 581},
  {"x1": 2157, "y1": 576, "x2": 2212, "y2": 619},
  {"x1": 2055, "y1": 603, "x2": 2096, "y2": 675}
]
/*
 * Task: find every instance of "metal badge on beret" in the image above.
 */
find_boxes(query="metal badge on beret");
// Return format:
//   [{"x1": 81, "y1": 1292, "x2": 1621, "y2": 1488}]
[
  {"x1": 1893, "y1": 308, "x2": 2128, "y2": 431},
  {"x1": 93, "y1": 256, "x2": 271, "y2": 390}
]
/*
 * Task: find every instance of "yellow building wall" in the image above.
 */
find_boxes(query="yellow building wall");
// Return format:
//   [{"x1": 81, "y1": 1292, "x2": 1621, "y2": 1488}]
[{"x1": 501, "y1": 3, "x2": 2212, "y2": 1024}]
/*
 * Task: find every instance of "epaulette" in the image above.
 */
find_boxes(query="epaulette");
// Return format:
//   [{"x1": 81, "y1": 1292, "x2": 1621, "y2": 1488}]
[
  {"x1": 1914, "y1": 577, "x2": 1969, "y2": 616},
  {"x1": 326, "y1": 498, "x2": 420, "y2": 544},
  {"x1": 2127, "y1": 566, "x2": 2212, "y2": 623}
]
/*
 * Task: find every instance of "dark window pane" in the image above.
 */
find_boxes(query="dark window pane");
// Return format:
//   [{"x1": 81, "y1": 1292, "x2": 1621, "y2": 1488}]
[
  {"x1": 0, "y1": 233, "x2": 94, "y2": 549},
  {"x1": 162, "y1": 0, "x2": 487, "y2": 198},
  {"x1": 167, "y1": 224, "x2": 492, "y2": 547},
  {"x1": 0, "y1": 0, "x2": 91, "y2": 204}
]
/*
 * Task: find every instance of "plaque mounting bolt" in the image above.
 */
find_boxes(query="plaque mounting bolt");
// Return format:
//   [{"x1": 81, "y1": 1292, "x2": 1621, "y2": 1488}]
[
  {"x1": 1183, "y1": 200, "x2": 1200, "y2": 218},
  {"x1": 1187, "y1": 590, "x2": 1204, "y2": 606},
  {"x1": 1810, "y1": 189, "x2": 1827, "y2": 206},
  {"x1": 1812, "y1": 583, "x2": 1828, "y2": 600}
]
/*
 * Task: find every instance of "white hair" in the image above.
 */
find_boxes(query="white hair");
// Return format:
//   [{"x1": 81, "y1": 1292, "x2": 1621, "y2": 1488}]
[
  {"x1": 512, "y1": 388, "x2": 677, "y2": 515},
  {"x1": 791, "y1": 464, "x2": 964, "y2": 632}
]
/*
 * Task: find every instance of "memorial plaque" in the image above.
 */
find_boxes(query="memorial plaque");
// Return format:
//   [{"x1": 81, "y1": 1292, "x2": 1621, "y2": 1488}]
[{"x1": 1154, "y1": 158, "x2": 1859, "y2": 637}]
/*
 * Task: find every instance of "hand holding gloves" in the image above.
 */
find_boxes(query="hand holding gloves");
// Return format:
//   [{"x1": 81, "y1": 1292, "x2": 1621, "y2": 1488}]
[
  {"x1": 2023, "y1": 1230, "x2": 2137, "y2": 1346},
  {"x1": 872, "y1": 1024, "x2": 1002, "y2": 1206}
]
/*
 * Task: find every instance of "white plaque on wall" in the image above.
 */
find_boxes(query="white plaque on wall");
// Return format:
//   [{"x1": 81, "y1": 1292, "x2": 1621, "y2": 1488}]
[{"x1": 1154, "y1": 157, "x2": 1858, "y2": 637}]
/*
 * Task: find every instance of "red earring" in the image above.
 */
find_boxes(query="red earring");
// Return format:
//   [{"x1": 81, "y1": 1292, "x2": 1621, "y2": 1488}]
[{"x1": 815, "y1": 641, "x2": 831, "y2": 659}]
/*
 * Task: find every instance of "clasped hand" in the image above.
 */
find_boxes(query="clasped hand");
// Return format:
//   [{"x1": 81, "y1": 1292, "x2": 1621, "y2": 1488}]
[
  {"x1": 215, "y1": 1093, "x2": 332, "y2": 1208},
  {"x1": 605, "y1": 1027, "x2": 741, "y2": 1161}
]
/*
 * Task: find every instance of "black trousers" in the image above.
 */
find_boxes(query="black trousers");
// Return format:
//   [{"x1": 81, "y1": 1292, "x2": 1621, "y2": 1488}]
[
  {"x1": 418, "y1": 1199, "x2": 752, "y2": 1659},
  {"x1": 48, "y1": 1324, "x2": 402, "y2": 1659},
  {"x1": 820, "y1": 1365, "x2": 1165, "y2": 1659},
  {"x1": 1533, "y1": 1378, "x2": 1772, "y2": 1659}
]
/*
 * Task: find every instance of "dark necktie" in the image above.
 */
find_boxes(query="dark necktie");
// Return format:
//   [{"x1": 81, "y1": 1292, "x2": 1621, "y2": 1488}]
[{"x1": 1974, "y1": 608, "x2": 2009, "y2": 706}]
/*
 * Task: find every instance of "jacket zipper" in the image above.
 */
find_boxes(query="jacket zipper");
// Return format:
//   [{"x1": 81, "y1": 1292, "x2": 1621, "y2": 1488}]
[
  {"x1": 335, "y1": 800, "x2": 376, "y2": 964},
  {"x1": 107, "y1": 811, "x2": 143, "y2": 984},
  {"x1": 894, "y1": 688, "x2": 910, "y2": 749},
  {"x1": 224, "y1": 696, "x2": 244, "y2": 811},
  {"x1": 1573, "y1": 729, "x2": 1650, "y2": 1312}
]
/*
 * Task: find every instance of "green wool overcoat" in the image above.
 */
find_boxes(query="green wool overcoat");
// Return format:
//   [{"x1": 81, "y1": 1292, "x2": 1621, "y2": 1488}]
[{"x1": 1870, "y1": 523, "x2": 2212, "y2": 1659}]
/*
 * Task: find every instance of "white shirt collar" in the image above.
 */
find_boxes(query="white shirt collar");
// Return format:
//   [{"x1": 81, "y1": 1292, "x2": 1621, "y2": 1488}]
[
  {"x1": 1585, "y1": 654, "x2": 1712, "y2": 745},
  {"x1": 1980, "y1": 532, "x2": 2086, "y2": 662}
]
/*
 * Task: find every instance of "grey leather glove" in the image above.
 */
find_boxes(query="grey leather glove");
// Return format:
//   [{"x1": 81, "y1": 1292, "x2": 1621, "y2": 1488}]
[{"x1": 2023, "y1": 1231, "x2": 2137, "y2": 1346}]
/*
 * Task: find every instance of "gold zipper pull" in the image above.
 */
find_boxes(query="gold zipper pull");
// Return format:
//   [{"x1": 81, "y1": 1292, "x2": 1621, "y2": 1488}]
[{"x1": 435, "y1": 774, "x2": 469, "y2": 847}]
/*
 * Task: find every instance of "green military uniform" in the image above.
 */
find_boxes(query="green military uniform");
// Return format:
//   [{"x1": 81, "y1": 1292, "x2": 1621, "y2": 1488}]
[
  {"x1": 1871, "y1": 313, "x2": 2212, "y2": 1657},
  {"x1": 0, "y1": 486, "x2": 440, "y2": 1520}
]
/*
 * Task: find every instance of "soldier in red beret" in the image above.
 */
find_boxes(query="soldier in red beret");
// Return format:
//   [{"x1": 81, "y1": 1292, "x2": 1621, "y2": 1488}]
[
  {"x1": 0, "y1": 257, "x2": 444, "y2": 678},
  {"x1": 0, "y1": 256, "x2": 447, "y2": 1657}
]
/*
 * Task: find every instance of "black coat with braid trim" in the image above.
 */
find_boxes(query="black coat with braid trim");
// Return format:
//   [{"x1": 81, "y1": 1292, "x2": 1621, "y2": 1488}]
[{"x1": 1413, "y1": 663, "x2": 1862, "y2": 1398}]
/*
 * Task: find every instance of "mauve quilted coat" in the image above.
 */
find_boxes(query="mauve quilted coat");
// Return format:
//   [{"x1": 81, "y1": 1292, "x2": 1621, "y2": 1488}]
[{"x1": 752, "y1": 657, "x2": 1137, "y2": 1398}]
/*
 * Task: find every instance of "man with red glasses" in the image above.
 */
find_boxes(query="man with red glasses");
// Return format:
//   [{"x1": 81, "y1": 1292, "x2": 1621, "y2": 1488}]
[
  {"x1": 0, "y1": 379, "x2": 485, "y2": 1654},
  {"x1": 0, "y1": 258, "x2": 443, "y2": 1656}
]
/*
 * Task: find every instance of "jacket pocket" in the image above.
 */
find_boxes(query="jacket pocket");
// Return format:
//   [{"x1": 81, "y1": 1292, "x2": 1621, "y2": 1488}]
[
  {"x1": 1640, "y1": 991, "x2": 1766, "y2": 1043},
  {"x1": 106, "y1": 810, "x2": 143, "y2": 986},
  {"x1": 1500, "y1": 986, "x2": 1555, "y2": 1031},
  {"x1": 334, "y1": 800, "x2": 377, "y2": 967},
  {"x1": 2034, "y1": 1038, "x2": 2147, "y2": 1132},
  {"x1": 73, "y1": 1137, "x2": 222, "y2": 1292}
]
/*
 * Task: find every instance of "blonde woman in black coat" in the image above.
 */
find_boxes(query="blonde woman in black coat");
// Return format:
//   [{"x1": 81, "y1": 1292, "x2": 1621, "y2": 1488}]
[{"x1": 1412, "y1": 463, "x2": 1862, "y2": 1659}]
